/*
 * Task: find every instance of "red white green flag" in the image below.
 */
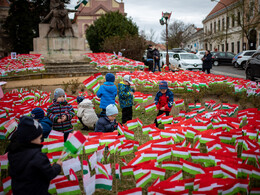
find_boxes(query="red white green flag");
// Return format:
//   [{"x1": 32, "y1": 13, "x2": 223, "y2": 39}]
[
  {"x1": 83, "y1": 76, "x2": 97, "y2": 89},
  {"x1": 2, "y1": 176, "x2": 11, "y2": 193},
  {"x1": 96, "y1": 162, "x2": 109, "y2": 178},
  {"x1": 69, "y1": 168, "x2": 78, "y2": 182},
  {"x1": 55, "y1": 180, "x2": 81, "y2": 195},
  {"x1": 145, "y1": 103, "x2": 156, "y2": 112},
  {"x1": 118, "y1": 187, "x2": 142, "y2": 195},
  {"x1": 115, "y1": 163, "x2": 120, "y2": 179},
  {"x1": 95, "y1": 174, "x2": 113, "y2": 191},
  {"x1": 136, "y1": 171, "x2": 152, "y2": 188},
  {"x1": 64, "y1": 131, "x2": 86, "y2": 154},
  {"x1": 92, "y1": 82, "x2": 100, "y2": 94}
]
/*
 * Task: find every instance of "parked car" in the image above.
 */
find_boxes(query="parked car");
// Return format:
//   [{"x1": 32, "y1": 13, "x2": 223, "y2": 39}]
[
  {"x1": 171, "y1": 48, "x2": 187, "y2": 53},
  {"x1": 234, "y1": 50, "x2": 256, "y2": 69},
  {"x1": 245, "y1": 51, "x2": 260, "y2": 81},
  {"x1": 196, "y1": 50, "x2": 206, "y2": 59},
  {"x1": 160, "y1": 52, "x2": 174, "y2": 67},
  {"x1": 172, "y1": 53, "x2": 202, "y2": 70},
  {"x1": 211, "y1": 52, "x2": 235, "y2": 66},
  {"x1": 232, "y1": 52, "x2": 242, "y2": 67}
]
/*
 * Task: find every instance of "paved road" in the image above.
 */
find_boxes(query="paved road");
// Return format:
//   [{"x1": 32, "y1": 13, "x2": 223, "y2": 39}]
[{"x1": 211, "y1": 64, "x2": 246, "y2": 79}]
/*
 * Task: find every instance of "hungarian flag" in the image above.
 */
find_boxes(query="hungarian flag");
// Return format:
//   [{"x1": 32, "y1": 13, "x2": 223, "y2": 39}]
[
  {"x1": 124, "y1": 129, "x2": 135, "y2": 140},
  {"x1": 136, "y1": 171, "x2": 152, "y2": 188},
  {"x1": 127, "y1": 119, "x2": 138, "y2": 130},
  {"x1": 4, "y1": 118, "x2": 18, "y2": 139},
  {"x1": 145, "y1": 103, "x2": 156, "y2": 112},
  {"x1": 135, "y1": 104, "x2": 140, "y2": 110},
  {"x1": 75, "y1": 0, "x2": 88, "y2": 9},
  {"x1": 175, "y1": 99, "x2": 184, "y2": 107},
  {"x1": 94, "y1": 73, "x2": 104, "y2": 81},
  {"x1": 69, "y1": 168, "x2": 78, "y2": 182},
  {"x1": 83, "y1": 175, "x2": 95, "y2": 195},
  {"x1": 84, "y1": 140, "x2": 99, "y2": 154},
  {"x1": 180, "y1": 159, "x2": 205, "y2": 175},
  {"x1": 167, "y1": 170, "x2": 183, "y2": 181},
  {"x1": 0, "y1": 153, "x2": 8, "y2": 169},
  {"x1": 96, "y1": 162, "x2": 109, "y2": 178},
  {"x1": 118, "y1": 187, "x2": 142, "y2": 195},
  {"x1": 88, "y1": 152, "x2": 97, "y2": 170},
  {"x1": 48, "y1": 175, "x2": 68, "y2": 194},
  {"x1": 64, "y1": 131, "x2": 86, "y2": 154},
  {"x1": 55, "y1": 180, "x2": 81, "y2": 195},
  {"x1": 91, "y1": 82, "x2": 100, "y2": 94},
  {"x1": 82, "y1": 160, "x2": 90, "y2": 176},
  {"x1": 95, "y1": 174, "x2": 113, "y2": 191},
  {"x1": 115, "y1": 163, "x2": 120, "y2": 179},
  {"x1": 83, "y1": 76, "x2": 97, "y2": 89},
  {"x1": 2, "y1": 176, "x2": 11, "y2": 193}
]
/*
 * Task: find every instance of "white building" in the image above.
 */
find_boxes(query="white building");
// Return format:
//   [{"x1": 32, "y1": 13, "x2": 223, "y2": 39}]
[
  {"x1": 185, "y1": 28, "x2": 204, "y2": 52},
  {"x1": 203, "y1": 0, "x2": 243, "y2": 54}
]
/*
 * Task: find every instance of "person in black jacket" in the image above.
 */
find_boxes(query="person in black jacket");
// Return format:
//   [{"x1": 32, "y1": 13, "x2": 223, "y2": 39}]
[
  {"x1": 202, "y1": 50, "x2": 212, "y2": 74},
  {"x1": 146, "y1": 44, "x2": 154, "y2": 71},
  {"x1": 95, "y1": 104, "x2": 118, "y2": 133},
  {"x1": 7, "y1": 116, "x2": 62, "y2": 195},
  {"x1": 153, "y1": 47, "x2": 161, "y2": 72}
]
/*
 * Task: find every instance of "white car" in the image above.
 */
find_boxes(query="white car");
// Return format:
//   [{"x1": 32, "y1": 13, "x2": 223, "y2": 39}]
[
  {"x1": 234, "y1": 50, "x2": 256, "y2": 69},
  {"x1": 160, "y1": 52, "x2": 174, "y2": 67},
  {"x1": 196, "y1": 51, "x2": 206, "y2": 59},
  {"x1": 172, "y1": 53, "x2": 203, "y2": 70}
]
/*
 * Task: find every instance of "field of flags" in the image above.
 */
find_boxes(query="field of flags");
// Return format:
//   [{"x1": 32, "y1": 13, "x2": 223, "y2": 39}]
[
  {"x1": 0, "y1": 54, "x2": 45, "y2": 77},
  {"x1": 116, "y1": 71, "x2": 260, "y2": 96},
  {"x1": 0, "y1": 71, "x2": 260, "y2": 194},
  {"x1": 84, "y1": 53, "x2": 145, "y2": 70}
]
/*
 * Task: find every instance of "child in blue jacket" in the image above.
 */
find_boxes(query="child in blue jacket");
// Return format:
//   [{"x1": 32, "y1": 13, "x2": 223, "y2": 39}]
[
  {"x1": 31, "y1": 107, "x2": 52, "y2": 139},
  {"x1": 96, "y1": 73, "x2": 117, "y2": 117}
]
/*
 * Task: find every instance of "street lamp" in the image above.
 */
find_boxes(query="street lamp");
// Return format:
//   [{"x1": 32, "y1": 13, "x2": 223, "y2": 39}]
[
  {"x1": 160, "y1": 12, "x2": 171, "y2": 66},
  {"x1": 211, "y1": 0, "x2": 228, "y2": 52}
]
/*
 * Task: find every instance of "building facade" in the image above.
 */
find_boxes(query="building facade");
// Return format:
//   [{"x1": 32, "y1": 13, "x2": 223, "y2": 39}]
[
  {"x1": 184, "y1": 28, "x2": 204, "y2": 52},
  {"x1": 203, "y1": 0, "x2": 260, "y2": 54},
  {"x1": 74, "y1": 0, "x2": 125, "y2": 39}
]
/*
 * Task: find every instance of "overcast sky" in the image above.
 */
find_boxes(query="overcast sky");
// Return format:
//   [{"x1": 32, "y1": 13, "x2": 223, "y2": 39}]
[{"x1": 68, "y1": 0, "x2": 218, "y2": 42}]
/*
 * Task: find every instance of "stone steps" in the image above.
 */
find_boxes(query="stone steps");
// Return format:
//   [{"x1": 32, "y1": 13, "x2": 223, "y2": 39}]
[{"x1": 45, "y1": 64, "x2": 96, "y2": 73}]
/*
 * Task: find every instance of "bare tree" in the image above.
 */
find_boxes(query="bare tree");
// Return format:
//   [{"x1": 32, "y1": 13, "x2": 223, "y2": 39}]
[{"x1": 161, "y1": 20, "x2": 190, "y2": 48}]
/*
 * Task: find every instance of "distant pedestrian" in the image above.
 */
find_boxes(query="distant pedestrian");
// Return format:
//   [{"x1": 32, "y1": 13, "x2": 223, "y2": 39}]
[
  {"x1": 153, "y1": 47, "x2": 161, "y2": 72},
  {"x1": 202, "y1": 50, "x2": 212, "y2": 74},
  {"x1": 96, "y1": 73, "x2": 117, "y2": 117},
  {"x1": 146, "y1": 44, "x2": 154, "y2": 71}
]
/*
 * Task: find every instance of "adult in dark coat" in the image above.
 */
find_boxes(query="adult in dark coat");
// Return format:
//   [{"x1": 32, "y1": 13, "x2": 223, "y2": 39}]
[
  {"x1": 153, "y1": 48, "x2": 161, "y2": 72},
  {"x1": 7, "y1": 116, "x2": 62, "y2": 195},
  {"x1": 202, "y1": 50, "x2": 212, "y2": 74},
  {"x1": 146, "y1": 44, "x2": 154, "y2": 71}
]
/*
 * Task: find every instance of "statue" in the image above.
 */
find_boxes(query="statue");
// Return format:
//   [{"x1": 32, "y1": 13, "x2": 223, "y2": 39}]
[{"x1": 42, "y1": 1, "x2": 77, "y2": 38}]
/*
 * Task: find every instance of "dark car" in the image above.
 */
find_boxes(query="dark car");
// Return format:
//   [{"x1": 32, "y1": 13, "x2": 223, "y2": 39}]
[
  {"x1": 245, "y1": 51, "x2": 260, "y2": 81},
  {"x1": 211, "y1": 52, "x2": 235, "y2": 66}
]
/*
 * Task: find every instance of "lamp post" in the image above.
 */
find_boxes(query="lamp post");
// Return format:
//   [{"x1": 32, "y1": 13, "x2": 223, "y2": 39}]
[
  {"x1": 160, "y1": 12, "x2": 171, "y2": 66},
  {"x1": 211, "y1": 0, "x2": 228, "y2": 52}
]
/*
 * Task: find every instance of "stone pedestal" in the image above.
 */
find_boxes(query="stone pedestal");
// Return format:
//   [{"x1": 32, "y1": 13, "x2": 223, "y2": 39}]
[{"x1": 31, "y1": 23, "x2": 90, "y2": 61}]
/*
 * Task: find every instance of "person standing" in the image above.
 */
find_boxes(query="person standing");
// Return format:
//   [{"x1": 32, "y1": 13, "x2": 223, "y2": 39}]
[
  {"x1": 118, "y1": 75, "x2": 135, "y2": 124},
  {"x1": 153, "y1": 47, "x2": 161, "y2": 72},
  {"x1": 146, "y1": 44, "x2": 154, "y2": 72},
  {"x1": 202, "y1": 50, "x2": 212, "y2": 74}
]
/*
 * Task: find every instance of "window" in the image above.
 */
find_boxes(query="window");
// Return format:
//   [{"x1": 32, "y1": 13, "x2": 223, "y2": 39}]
[
  {"x1": 219, "y1": 52, "x2": 225, "y2": 57},
  {"x1": 227, "y1": 17, "x2": 229, "y2": 29},
  {"x1": 227, "y1": 53, "x2": 235, "y2": 58},
  {"x1": 222, "y1": 44, "x2": 225, "y2": 51},
  {"x1": 210, "y1": 44, "x2": 212, "y2": 51},
  {"x1": 231, "y1": 42, "x2": 234, "y2": 53},
  {"x1": 237, "y1": 12, "x2": 241, "y2": 26},
  {"x1": 244, "y1": 51, "x2": 256, "y2": 56},
  {"x1": 218, "y1": 20, "x2": 221, "y2": 31},
  {"x1": 222, "y1": 18, "x2": 225, "y2": 31},
  {"x1": 214, "y1": 21, "x2": 216, "y2": 33},
  {"x1": 218, "y1": 45, "x2": 220, "y2": 51},
  {"x1": 237, "y1": 41, "x2": 240, "y2": 53},
  {"x1": 232, "y1": 14, "x2": 235, "y2": 27},
  {"x1": 210, "y1": 23, "x2": 213, "y2": 34},
  {"x1": 226, "y1": 43, "x2": 229, "y2": 51}
]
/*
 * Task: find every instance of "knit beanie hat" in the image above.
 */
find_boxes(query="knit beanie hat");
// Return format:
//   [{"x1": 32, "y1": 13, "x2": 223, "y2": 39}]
[
  {"x1": 105, "y1": 73, "x2": 115, "y2": 82},
  {"x1": 76, "y1": 95, "x2": 85, "y2": 104},
  {"x1": 159, "y1": 81, "x2": 168, "y2": 90},
  {"x1": 106, "y1": 104, "x2": 118, "y2": 116},
  {"x1": 31, "y1": 107, "x2": 45, "y2": 119},
  {"x1": 54, "y1": 88, "x2": 65, "y2": 100},
  {"x1": 17, "y1": 116, "x2": 43, "y2": 143}
]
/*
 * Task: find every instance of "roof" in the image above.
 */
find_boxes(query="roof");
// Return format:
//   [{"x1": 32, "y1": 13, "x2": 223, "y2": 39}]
[
  {"x1": 0, "y1": 0, "x2": 10, "y2": 7},
  {"x1": 206, "y1": 0, "x2": 238, "y2": 19}
]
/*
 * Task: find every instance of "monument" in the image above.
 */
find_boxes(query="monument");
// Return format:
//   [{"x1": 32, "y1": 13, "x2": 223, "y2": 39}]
[{"x1": 31, "y1": 0, "x2": 88, "y2": 63}]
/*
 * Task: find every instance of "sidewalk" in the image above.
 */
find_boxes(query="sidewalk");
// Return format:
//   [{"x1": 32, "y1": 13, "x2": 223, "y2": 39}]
[{"x1": 5, "y1": 76, "x2": 89, "y2": 89}]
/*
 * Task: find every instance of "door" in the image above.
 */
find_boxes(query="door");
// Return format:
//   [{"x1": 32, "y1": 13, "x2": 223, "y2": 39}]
[{"x1": 249, "y1": 29, "x2": 257, "y2": 50}]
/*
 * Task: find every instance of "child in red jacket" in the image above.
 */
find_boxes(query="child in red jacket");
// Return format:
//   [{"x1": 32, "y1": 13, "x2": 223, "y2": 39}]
[{"x1": 154, "y1": 81, "x2": 174, "y2": 127}]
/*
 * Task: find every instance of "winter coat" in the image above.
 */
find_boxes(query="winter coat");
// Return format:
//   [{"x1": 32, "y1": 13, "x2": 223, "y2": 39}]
[
  {"x1": 96, "y1": 81, "x2": 117, "y2": 109},
  {"x1": 39, "y1": 117, "x2": 52, "y2": 138},
  {"x1": 202, "y1": 53, "x2": 213, "y2": 69},
  {"x1": 154, "y1": 89, "x2": 174, "y2": 112},
  {"x1": 95, "y1": 116, "x2": 118, "y2": 133},
  {"x1": 118, "y1": 82, "x2": 134, "y2": 108},
  {"x1": 7, "y1": 142, "x2": 61, "y2": 195},
  {"x1": 47, "y1": 100, "x2": 75, "y2": 133},
  {"x1": 147, "y1": 47, "x2": 154, "y2": 59},
  {"x1": 153, "y1": 49, "x2": 160, "y2": 60},
  {"x1": 77, "y1": 100, "x2": 98, "y2": 128}
]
